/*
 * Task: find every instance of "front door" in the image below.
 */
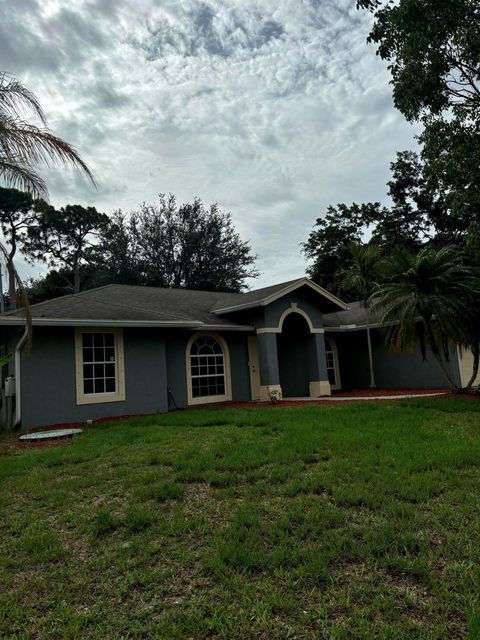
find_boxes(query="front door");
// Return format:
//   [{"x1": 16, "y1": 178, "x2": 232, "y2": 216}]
[{"x1": 247, "y1": 336, "x2": 261, "y2": 401}]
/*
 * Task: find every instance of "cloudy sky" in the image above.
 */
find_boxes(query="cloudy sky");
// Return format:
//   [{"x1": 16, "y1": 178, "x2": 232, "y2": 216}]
[{"x1": 1, "y1": 0, "x2": 419, "y2": 288}]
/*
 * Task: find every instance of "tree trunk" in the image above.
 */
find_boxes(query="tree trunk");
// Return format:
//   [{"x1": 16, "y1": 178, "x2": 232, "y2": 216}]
[
  {"x1": 365, "y1": 317, "x2": 376, "y2": 388},
  {"x1": 465, "y1": 337, "x2": 480, "y2": 390},
  {"x1": 73, "y1": 266, "x2": 81, "y2": 293},
  {"x1": 6, "y1": 227, "x2": 18, "y2": 309},
  {"x1": 7, "y1": 256, "x2": 16, "y2": 310},
  {"x1": 426, "y1": 323, "x2": 458, "y2": 390}
]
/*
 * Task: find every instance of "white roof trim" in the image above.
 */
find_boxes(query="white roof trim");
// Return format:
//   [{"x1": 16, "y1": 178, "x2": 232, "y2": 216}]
[{"x1": 214, "y1": 278, "x2": 347, "y2": 314}]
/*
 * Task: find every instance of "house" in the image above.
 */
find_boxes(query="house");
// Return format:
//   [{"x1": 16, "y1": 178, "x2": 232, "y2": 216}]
[{"x1": 0, "y1": 277, "x2": 469, "y2": 429}]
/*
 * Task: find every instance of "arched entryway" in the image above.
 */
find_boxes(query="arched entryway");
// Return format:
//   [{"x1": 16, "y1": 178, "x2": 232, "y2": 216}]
[{"x1": 277, "y1": 312, "x2": 312, "y2": 397}]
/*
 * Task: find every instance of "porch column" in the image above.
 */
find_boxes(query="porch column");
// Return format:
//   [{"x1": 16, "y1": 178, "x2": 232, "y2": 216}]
[
  {"x1": 309, "y1": 332, "x2": 331, "y2": 397},
  {"x1": 256, "y1": 332, "x2": 282, "y2": 401}
]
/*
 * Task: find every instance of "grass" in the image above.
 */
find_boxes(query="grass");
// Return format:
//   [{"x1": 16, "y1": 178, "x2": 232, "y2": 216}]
[{"x1": 1, "y1": 398, "x2": 480, "y2": 639}]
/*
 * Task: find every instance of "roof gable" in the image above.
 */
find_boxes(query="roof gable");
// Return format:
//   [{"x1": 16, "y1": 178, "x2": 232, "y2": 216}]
[{"x1": 213, "y1": 278, "x2": 347, "y2": 314}]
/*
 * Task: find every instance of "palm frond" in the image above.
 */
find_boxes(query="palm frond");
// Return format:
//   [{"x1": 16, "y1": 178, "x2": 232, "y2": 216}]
[
  {"x1": 0, "y1": 115, "x2": 96, "y2": 186},
  {"x1": 0, "y1": 73, "x2": 46, "y2": 124},
  {"x1": 0, "y1": 156, "x2": 47, "y2": 197}
]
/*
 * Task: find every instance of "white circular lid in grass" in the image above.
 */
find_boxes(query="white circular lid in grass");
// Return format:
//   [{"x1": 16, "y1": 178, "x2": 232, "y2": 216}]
[{"x1": 19, "y1": 428, "x2": 83, "y2": 442}]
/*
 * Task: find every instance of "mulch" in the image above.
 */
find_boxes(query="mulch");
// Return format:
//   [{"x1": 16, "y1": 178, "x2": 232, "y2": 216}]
[
  {"x1": 3, "y1": 414, "x2": 150, "y2": 452},
  {"x1": 2, "y1": 390, "x2": 478, "y2": 452}
]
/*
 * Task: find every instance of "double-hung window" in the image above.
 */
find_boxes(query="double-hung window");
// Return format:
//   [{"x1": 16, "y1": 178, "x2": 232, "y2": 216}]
[{"x1": 75, "y1": 329, "x2": 125, "y2": 404}]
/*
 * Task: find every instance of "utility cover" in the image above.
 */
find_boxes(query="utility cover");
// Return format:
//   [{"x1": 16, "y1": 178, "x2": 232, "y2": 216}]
[{"x1": 19, "y1": 428, "x2": 83, "y2": 442}]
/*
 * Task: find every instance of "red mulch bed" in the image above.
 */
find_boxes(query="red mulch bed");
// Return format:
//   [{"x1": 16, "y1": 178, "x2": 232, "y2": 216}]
[
  {"x1": 3, "y1": 414, "x2": 152, "y2": 452},
  {"x1": 2, "y1": 390, "x2": 478, "y2": 452},
  {"x1": 332, "y1": 388, "x2": 446, "y2": 397}
]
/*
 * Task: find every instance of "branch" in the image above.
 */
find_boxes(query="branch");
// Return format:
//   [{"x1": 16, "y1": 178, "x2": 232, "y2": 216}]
[{"x1": 0, "y1": 240, "x2": 32, "y2": 349}]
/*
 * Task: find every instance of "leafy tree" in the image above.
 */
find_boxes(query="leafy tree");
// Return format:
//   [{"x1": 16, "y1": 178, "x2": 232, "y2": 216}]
[
  {"x1": 303, "y1": 151, "x2": 437, "y2": 297},
  {"x1": 131, "y1": 194, "x2": 258, "y2": 292},
  {"x1": 26, "y1": 269, "x2": 69, "y2": 304},
  {"x1": 89, "y1": 210, "x2": 142, "y2": 288},
  {"x1": 24, "y1": 196, "x2": 259, "y2": 302},
  {"x1": 0, "y1": 72, "x2": 95, "y2": 197},
  {"x1": 27, "y1": 268, "x2": 85, "y2": 304},
  {"x1": 359, "y1": 0, "x2": 479, "y2": 125},
  {"x1": 370, "y1": 246, "x2": 477, "y2": 389},
  {"x1": 358, "y1": 1, "x2": 480, "y2": 247},
  {"x1": 370, "y1": 151, "x2": 434, "y2": 251},
  {"x1": 0, "y1": 187, "x2": 39, "y2": 308},
  {"x1": 302, "y1": 203, "x2": 381, "y2": 299},
  {"x1": 338, "y1": 243, "x2": 385, "y2": 387},
  {"x1": 420, "y1": 121, "x2": 480, "y2": 244},
  {"x1": 22, "y1": 204, "x2": 109, "y2": 293}
]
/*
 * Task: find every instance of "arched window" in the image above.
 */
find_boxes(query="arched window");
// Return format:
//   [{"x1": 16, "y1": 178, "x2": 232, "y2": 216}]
[
  {"x1": 325, "y1": 337, "x2": 340, "y2": 390},
  {"x1": 188, "y1": 334, "x2": 231, "y2": 403}
]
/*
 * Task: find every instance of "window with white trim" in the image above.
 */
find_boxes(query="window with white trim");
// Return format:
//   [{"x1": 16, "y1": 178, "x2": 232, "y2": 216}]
[
  {"x1": 82, "y1": 332, "x2": 117, "y2": 395},
  {"x1": 325, "y1": 337, "x2": 338, "y2": 387},
  {"x1": 190, "y1": 335, "x2": 226, "y2": 398}
]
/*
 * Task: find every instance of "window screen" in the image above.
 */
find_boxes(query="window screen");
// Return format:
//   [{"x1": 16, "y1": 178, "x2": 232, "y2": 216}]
[
  {"x1": 82, "y1": 332, "x2": 117, "y2": 395},
  {"x1": 190, "y1": 336, "x2": 226, "y2": 398}
]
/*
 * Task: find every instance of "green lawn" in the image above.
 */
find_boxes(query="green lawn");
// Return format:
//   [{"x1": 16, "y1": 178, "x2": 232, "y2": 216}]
[{"x1": 1, "y1": 399, "x2": 480, "y2": 639}]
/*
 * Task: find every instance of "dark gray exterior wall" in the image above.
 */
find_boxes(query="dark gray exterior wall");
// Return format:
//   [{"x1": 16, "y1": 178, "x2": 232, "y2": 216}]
[
  {"x1": 3, "y1": 284, "x2": 465, "y2": 430},
  {"x1": 165, "y1": 330, "x2": 251, "y2": 407},
  {"x1": 250, "y1": 292, "x2": 329, "y2": 393},
  {"x1": 20, "y1": 327, "x2": 168, "y2": 429},
  {"x1": 330, "y1": 329, "x2": 461, "y2": 390},
  {"x1": 0, "y1": 327, "x2": 22, "y2": 427},
  {"x1": 227, "y1": 333, "x2": 251, "y2": 402},
  {"x1": 257, "y1": 333, "x2": 280, "y2": 386},
  {"x1": 17, "y1": 327, "x2": 252, "y2": 428},
  {"x1": 262, "y1": 293, "x2": 325, "y2": 329}
]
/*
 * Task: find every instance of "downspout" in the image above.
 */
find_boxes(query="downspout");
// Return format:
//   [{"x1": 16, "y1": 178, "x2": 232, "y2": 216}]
[{"x1": 13, "y1": 327, "x2": 28, "y2": 429}]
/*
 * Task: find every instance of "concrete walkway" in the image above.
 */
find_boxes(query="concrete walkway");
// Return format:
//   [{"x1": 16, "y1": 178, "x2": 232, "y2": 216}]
[{"x1": 287, "y1": 392, "x2": 448, "y2": 402}]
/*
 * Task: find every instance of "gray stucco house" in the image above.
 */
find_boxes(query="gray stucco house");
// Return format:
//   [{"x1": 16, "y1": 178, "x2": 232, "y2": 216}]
[{"x1": 0, "y1": 277, "x2": 471, "y2": 429}]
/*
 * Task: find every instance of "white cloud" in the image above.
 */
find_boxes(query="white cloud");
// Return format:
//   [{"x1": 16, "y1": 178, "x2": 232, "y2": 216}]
[{"x1": 1, "y1": 0, "x2": 420, "y2": 288}]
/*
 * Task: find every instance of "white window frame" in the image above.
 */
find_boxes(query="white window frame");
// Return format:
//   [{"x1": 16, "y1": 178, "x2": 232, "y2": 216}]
[
  {"x1": 186, "y1": 332, "x2": 232, "y2": 406},
  {"x1": 325, "y1": 336, "x2": 341, "y2": 390},
  {"x1": 75, "y1": 328, "x2": 126, "y2": 405}
]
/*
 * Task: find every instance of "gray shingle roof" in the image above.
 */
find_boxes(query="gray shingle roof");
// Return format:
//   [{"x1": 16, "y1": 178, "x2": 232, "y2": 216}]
[
  {"x1": 0, "y1": 279, "x2": 353, "y2": 328},
  {"x1": 211, "y1": 279, "x2": 301, "y2": 312},
  {"x1": 323, "y1": 300, "x2": 380, "y2": 328},
  {"x1": 1, "y1": 285, "x2": 251, "y2": 328}
]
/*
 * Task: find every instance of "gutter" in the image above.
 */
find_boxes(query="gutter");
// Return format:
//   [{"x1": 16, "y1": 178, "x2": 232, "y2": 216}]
[
  {"x1": 324, "y1": 321, "x2": 393, "y2": 332},
  {"x1": 191, "y1": 324, "x2": 255, "y2": 332},
  {"x1": 13, "y1": 327, "x2": 28, "y2": 429},
  {"x1": 0, "y1": 318, "x2": 255, "y2": 331},
  {"x1": 0, "y1": 318, "x2": 203, "y2": 328}
]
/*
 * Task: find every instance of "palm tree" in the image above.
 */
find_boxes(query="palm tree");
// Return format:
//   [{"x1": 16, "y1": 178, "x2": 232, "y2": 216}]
[
  {"x1": 339, "y1": 243, "x2": 384, "y2": 388},
  {"x1": 0, "y1": 72, "x2": 95, "y2": 197},
  {"x1": 370, "y1": 246, "x2": 476, "y2": 389},
  {"x1": 458, "y1": 268, "x2": 480, "y2": 391}
]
